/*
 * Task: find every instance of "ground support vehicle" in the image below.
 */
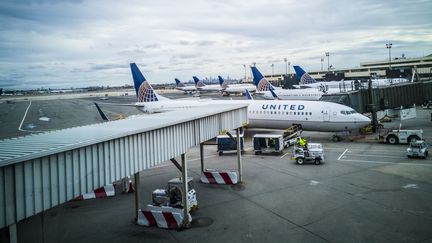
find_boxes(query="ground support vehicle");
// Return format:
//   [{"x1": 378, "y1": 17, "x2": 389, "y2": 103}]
[
  {"x1": 151, "y1": 177, "x2": 198, "y2": 212},
  {"x1": 216, "y1": 131, "x2": 244, "y2": 155},
  {"x1": 291, "y1": 143, "x2": 324, "y2": 165},
  {"x1": 407, "y1": 140, "x2": 429, "y2": 159},
  {"x1": 253, "y1": 134, "x2": 285, "y2": 155},
  {"x1": 422, "y1": 100, "x2": 432, "y2": 109},
  {"x1": 379, "y1": 128, "x2": 423, "y2": 144}
]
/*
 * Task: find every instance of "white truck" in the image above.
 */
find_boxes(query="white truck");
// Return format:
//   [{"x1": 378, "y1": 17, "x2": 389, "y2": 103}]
[{"x1": 379, "y1": 129, "x2": 423, "y2": 145}]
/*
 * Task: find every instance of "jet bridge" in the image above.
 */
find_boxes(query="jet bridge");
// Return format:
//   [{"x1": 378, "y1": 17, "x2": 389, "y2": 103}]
[
  {"x1": 320, "y1": 80, "x2": 432, "y2": 113},
  {"x1": 0, "y1": 104, "x2": 248, "y2": 242}
]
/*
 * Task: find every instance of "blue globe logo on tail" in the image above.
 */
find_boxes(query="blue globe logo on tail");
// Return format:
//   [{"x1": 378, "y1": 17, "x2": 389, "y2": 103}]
[
  {"x1": 300, "y1": 73, "x2": 316, "y2": 84},
  {"x1": 257, "y1": 78, "x2": 272, "y2": 91},
  {"x1": 138, "y1": 81, "x2": 158, "y2": 102},
  {"x1": 251, "y1": 66, "x2": 273, "y2": 91},
  {"x1": 130, "y1": 63, "x2": 159, "y2": 102}
]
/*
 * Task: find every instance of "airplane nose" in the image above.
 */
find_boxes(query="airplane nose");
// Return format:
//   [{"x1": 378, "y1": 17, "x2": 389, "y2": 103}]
[{"x1": 357, "y1": 114, "x2": 371, "y2": 125}]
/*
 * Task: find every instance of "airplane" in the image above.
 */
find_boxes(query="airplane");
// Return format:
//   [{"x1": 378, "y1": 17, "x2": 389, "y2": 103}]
[
  {"x1": 252, "y1": 66, "x2": 339, "y2": 100},
  {"x1": 174, "y1": 78, "x2": 197, "y2": 94},
  {"x1": 193, "y1": 76, "x2": 225, "y2": 92},
  {"x1": 219, "y1": 76, "x2": 256, "y2": 96},
  {"x1": 293, "y1": 65, "x2": 353, "y2": 91},
  {"x1": 130, "y1": 63, "x2": 370, "y2": 135},
  {"x1": 292, "y1": 65, "x2": 409, "y2": 89}
]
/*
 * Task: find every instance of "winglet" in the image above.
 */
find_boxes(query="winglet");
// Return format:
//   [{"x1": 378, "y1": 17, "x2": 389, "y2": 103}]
[
  {"x1": 245, "y1": 89, "x2": 253, "y2": 100},
  {"x1": 293, "y1": 65, "x2": 317, "y2": 84},
  {"x1": 269, "y1": 88, "x2": 279, "y2": 100},
  {"x1": 94, "y1": 102, "x2": 109, "y2": 121}
]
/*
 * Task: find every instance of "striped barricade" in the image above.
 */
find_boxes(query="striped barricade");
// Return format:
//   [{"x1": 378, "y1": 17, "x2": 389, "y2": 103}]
[
  {"x1": 137, "y1": 205, "x2": 192, "y2": 229},
  {"x1": 73, "y1": 184, "x2": 115, "y2": 201},
  {"x1": 200, "y1": 169, "x2": 238, "y2": 185}
]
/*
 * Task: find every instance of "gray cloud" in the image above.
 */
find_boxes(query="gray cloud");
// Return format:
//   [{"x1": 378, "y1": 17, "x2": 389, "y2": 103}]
[{"x1": 0, "y1": 0, "x2": 431, "y2": 89}]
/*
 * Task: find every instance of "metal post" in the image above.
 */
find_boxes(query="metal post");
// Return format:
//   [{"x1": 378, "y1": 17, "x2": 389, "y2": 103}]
[
  {"x1": 200, "y1": 143, "x2": 204, "y2": 172},
  {"x1": 288, "y1": 62, "x2": 290, "y2": 75},
  {"x1": 243, "y1": 64, "x2": 247, "y2": 82},
  {"x1": 236, "y1": 128, "x2": 242, "y2": 183},
  {"x1": 325, "y1": 52, "x2": 330, "y2": 72},
  {"x1": 134, "y1": 172, "x2": 140, "y2": 220},
  {"x1": 9, "y1": 224, "x2": 17, "y2": 243},
  {"x1": 284, "y1": 57, "x2": 287, "y2": 75},
  {"x1": 181, "y1": 153, "x2": 189, "y2": 227},
  {"x1": 386, "y1": 42, "x2": 392, "y2": 69}
]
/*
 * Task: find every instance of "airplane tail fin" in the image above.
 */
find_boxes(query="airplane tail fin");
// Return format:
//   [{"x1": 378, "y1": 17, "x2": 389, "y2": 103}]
[
  {"x1": 193, "y1": 76, "x2": 206, "y2": 88},
  {"x1": 251, "y1": 66, "x2": 273, "y2": 91},
  {"x1": 218, "y1": 76, "x2": 229, "y2": 89},
  {"x1": 130, "y1": 63, "x2": 168, "y2": 102},
  {"x1": 245, "y1": 89, "x2": 253, "y2": 100},
  {"x1": 175, "y1": 78, "x2": 185, "y2": 87},
  {"x1": 293, "y1": 65, "x2": 317, "y2": 85}
]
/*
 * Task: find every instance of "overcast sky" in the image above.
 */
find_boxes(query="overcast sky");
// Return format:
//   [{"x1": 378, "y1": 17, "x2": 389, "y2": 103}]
[{"x1": 1, "y1": 0, "x2": 431, "y2": 89}]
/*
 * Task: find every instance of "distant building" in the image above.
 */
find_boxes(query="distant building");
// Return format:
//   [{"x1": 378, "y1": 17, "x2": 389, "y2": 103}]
[{"x1": 265, "y1": 54, "x2": 432, "y2": 87}]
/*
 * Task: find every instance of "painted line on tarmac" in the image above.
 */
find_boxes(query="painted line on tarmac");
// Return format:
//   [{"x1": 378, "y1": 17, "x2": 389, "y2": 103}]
[
  {"x1": 336, "y1": 158, "x2": 432, "y2": 167},
  {"x1": 188, "y1": 155, "x2": 217, "y2": 162},
  {"x1": 18, "y1": 100, "x2": 32, "y2": 131},
  {"x1": 346, "y1": 154, "x2": 403, "y2": 159},
  {"x1": 337, "y1": 148, "x2": 349, "y2": 160},
  {"x1": 280, "y1": 152, "x2": 291, "y2": 159}
]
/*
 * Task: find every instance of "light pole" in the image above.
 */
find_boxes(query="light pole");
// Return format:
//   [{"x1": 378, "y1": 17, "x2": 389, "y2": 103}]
[
  {"x1": 321, "y1": 57, "x2": 324, "y2": 71},
  {"x1": 325, "y1": 51, "x2": 330, "y2": 71},
  {"x1": 271, "y1": 63, "x2": 274, "y2": 78},
  {"x1": 283, "y1": 57, "x2": 287, "y2": 75},
  {"x1": 243, "y1": 64, "x2": 246, "y2": 82},
  {"x1": 386, "y1": 42, "x2": 392, "y2": 69},
  {"x1": 287, "y1": 62, "x2": 291, "y2": 75}
]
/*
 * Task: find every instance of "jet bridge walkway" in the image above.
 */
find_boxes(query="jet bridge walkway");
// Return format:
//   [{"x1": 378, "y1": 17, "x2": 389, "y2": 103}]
[{"x1": 320, "y1": 80, "x2": 432, "y2": 113}]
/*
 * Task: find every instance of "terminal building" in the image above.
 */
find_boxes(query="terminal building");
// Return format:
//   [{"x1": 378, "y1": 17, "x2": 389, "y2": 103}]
[{"x1": 265, "y1": 54, "x2": 432, "y2": 87}]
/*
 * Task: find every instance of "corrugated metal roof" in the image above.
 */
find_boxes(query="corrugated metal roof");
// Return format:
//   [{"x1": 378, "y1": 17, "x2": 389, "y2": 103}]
[{"x1": 0, "y1": 104, "x2": 247, "y2": 167}]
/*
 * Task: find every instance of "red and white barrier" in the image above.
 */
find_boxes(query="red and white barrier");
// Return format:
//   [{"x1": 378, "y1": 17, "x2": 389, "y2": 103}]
[
  {"x1": 200, "y1": 169, "x2": 238, "y2": 185},
  {"x1": 73, "y1": 184, "x2": 115, "y2": 201},
  {"x1": 137, "y1": 205, "x2": 192, "y2": 229}
]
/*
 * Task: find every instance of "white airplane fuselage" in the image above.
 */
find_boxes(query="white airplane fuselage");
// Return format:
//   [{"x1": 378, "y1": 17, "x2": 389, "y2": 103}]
[
  {"x1": 137, "y1": 99, "x2": 370, "y2": 132},
  {"x1": 255, "y1": 88, "x2": 341, "y2": 100},
  {"x1": 223, "y1": 84, "x2": 256, "y2": 94}
]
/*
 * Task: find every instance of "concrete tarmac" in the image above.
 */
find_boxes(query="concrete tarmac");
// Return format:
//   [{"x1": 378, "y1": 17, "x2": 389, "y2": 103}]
[{"x1": 1, "y1": 90, "x2": 432, "y2": 242}]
